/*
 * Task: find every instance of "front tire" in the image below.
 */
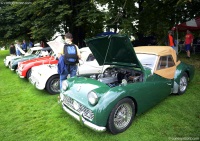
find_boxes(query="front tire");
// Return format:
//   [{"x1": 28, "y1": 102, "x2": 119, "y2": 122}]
[
  {"x1": 178, "y1": 72, "x2": 188, "y2": 95},
  {"x1": 46, "y1": 75, "x2": 60, "y2": 95},
  {"x1": 107, "y1": 98, "x2": 135, "y2": 134}
]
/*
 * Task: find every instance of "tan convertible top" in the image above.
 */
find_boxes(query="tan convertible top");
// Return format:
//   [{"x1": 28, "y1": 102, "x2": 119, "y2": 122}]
[
  {"x1": 134, "y1": 46, "x2": 177, "y2": 62},
  {"x1": 134, "y1": 46, "x2": 180, "y2": 79}
]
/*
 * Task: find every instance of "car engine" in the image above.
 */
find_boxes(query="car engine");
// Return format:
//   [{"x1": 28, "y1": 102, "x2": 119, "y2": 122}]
[{"x1": 90, "y1": 67, "x2": 143, "y2": 87}]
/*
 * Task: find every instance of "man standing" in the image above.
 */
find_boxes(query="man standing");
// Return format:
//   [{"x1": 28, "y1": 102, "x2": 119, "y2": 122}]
[
  {"x1": 168, "y1": 30, "x2": 175, "y2": 50},
  {"x1": 57, "y1": 33, "x2": 81, "y2": 89},
  {"x1": 15, "y1": 40, "x2": 21, "y2": 56},
  {"x1": 184, "y1": 30, "x2": 194, "y2": 58},
  {"x1": 28, "y1": 40, "x2": 33, "y2": 49},
  {"x1": 22, "y1": 40, "x2": 28, "y2": 52}
]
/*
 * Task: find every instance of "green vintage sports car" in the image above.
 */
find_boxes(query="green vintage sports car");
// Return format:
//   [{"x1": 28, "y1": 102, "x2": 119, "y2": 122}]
[{"x1": 59, "y1": 35, "x2": 195, "y2": 134}]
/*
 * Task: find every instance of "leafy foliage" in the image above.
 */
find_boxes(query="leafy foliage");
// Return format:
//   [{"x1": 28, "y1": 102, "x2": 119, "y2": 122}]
[
  {"x1": 0, "y1": 0, "x2": 200, "y2": 47},
  {"x1": 136, "y1": 0, "x2": 200, "y2": 43}
]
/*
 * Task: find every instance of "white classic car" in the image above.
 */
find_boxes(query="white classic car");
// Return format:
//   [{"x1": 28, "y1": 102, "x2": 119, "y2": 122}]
[
  {"x1": 4, "y1": 47, "x2": 43, "y2": 67},
  {"x1": 29, "y1": 47, "x2": 109, "y2": 94}
]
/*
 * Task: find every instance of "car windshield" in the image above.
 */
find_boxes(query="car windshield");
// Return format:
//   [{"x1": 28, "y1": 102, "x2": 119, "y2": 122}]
[
  {"x1": 26, "y1": 49, "x2": 32, "y2": 54},
  {"x1": 136, "y1": 54, "x2": 157, "y2": 70},
  {"x1": 32, "y1": 50, "x2": 40, "y2": 54},
  {"x1": 35, "y1": 50, "x2": 42, "y2": 56}
]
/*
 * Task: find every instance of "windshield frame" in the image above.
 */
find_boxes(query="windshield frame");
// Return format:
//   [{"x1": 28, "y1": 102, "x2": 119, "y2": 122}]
[{"x1": 136, "y1": 53, "x2": 158, "y2": 72}]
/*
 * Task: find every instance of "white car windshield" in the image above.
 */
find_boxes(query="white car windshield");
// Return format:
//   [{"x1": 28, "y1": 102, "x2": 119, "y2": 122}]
[
  {"x1": 26, "y1": 49, "x2": 32, "y2": 54},
  {"x1": 136, "y1": 54, "x2": 157, "y2": 70}
]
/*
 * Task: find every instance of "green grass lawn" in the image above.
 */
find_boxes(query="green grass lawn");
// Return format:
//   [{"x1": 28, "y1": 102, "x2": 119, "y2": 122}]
[{"x1": 0, "y1": 50, "x2": 199, "y2": 141}]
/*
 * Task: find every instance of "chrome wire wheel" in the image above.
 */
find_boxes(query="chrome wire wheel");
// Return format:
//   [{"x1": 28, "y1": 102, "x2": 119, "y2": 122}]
[
  {"x1": 108, "y1": 98, "x2": 135, "y2": 134},
  {"x1": 180, "y1": 76, "x2": 187, "y2": 92},
  {"x1": 50, "y1": 79, "x2": 59, "y2": 92},
  {"x1": 46, "y1": 75, "x2": 60, "y2": 95},
  {"x1": 113, "y1": 103, "x2": 133, "y2": 130},
  {"x1": 178, "y1": 72, "x2": 188, "y2": 95}
]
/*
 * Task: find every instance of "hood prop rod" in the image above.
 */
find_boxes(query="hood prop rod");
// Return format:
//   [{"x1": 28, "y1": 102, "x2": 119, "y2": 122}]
[{"x1": 100, "y1": 36, "x2": 112, "y2": 75}]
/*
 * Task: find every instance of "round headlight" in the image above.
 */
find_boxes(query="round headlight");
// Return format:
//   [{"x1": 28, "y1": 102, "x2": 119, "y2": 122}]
[
  {"x1": 88, "y1": 91, "x2": 98, "y2": 105},
  {"x1": 62, "y1": 80, "x2": 68, "y2": 91}
]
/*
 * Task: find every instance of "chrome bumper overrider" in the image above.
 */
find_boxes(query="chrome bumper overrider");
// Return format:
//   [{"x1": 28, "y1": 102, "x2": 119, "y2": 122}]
[{"x1": 62, "y1": 103, "x2": 106, "y2": 132}]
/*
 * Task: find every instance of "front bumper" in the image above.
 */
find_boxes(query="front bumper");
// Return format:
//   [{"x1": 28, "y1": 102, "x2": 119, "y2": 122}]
[
  {"x1": 61, "y1": 102, "x2": 106, "y2": 132},
  {"x1": 3, "y1": 59, "x2": 8, "y2": 67}
]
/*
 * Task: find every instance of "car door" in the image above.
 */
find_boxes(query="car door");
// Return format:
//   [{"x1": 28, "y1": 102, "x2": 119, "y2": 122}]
[
  {"x1": 135, "y1": 55, "x2": 175, "y2": 112},
  {"x1": 147, "y1": 55, "x2": 176, "y2": 102}
]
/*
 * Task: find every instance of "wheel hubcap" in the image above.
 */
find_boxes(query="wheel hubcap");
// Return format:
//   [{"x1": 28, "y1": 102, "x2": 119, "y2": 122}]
[
  {"x1": 113, "y1": 103, "x2": 132, "y2": 130},
  {"x1": 180, "y1": 76, "x2": 187, "y2": 92},
  {"x1": 51, "y1": 79, "x2": 59, "y2": 92}
]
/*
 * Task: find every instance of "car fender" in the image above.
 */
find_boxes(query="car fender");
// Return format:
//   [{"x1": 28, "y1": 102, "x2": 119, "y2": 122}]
[
  {"x1": 23, "y1": 63, "x2": 34, "y2": 76},
  {"x1": 92, "y1": 86, "x2": 138, "y2": 127},
  {"x1": 45, "y1": 71, "x2": 59, "y2": 87},
  {"x1": 36, "y1": 65, "x2": 58, "y2": 88},
  {"x1": 173, "y1": 62, "x2": 195, "y2": 93}
]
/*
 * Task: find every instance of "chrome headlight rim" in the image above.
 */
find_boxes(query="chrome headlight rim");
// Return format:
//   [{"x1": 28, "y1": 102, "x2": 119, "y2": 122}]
[{"x1": 88, "y1": 91, "x2": 98, "y2": 106}]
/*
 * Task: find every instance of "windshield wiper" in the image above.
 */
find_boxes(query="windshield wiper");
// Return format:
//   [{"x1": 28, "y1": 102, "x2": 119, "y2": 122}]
[{"x1": 142, "y1": 64, "x2": 152, "y2": 69}]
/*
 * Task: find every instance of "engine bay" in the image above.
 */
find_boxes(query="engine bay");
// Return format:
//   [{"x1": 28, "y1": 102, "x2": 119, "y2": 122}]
[{"x1": 90, "y1": 67, "x2": 143, "y2": 87}]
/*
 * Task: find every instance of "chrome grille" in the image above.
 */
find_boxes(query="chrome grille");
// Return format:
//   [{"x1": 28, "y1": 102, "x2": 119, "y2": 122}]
[{"x1": 63, "y1": 96, "x2": 94, "y2": 121}]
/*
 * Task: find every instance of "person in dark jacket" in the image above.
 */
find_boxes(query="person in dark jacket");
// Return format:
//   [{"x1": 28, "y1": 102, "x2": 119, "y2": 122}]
[
  {"x1": 10, "y1": 44, "x2": 16, "y2": 55},
  {"x1": 22, "y1": 40, "x2": 28, "y2": 52}
]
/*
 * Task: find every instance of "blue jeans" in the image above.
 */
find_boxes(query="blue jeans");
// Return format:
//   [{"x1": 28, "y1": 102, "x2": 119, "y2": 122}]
[
  {"x1": 60, "y1": 64, "x2": 77, "y2": 89},
  {"x1": 16, "y1": 50, "x2": 21, "y2": 56}
]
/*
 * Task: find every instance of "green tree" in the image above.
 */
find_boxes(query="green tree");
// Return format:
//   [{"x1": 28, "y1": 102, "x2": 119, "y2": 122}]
[
  {"x1": 0, "y1": 0, "x2": 104, "y2": 47},
  {"x1": 93, "y1": 0, "x2": 138, "y2": 36},
  {"x1": 1, "y1": 0, "x2": 200, "y2": 47},
  {"x1": 137, "y1": 0, "x2": 200, "y2": 44}
]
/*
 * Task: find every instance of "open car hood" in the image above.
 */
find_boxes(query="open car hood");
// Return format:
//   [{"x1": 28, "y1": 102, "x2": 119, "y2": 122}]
[
  {"x1": 47, "y1": 40, "x2": 64, "y2": 55},
  {"x1": 85, "y1": 35, "x2": 142, "y2": 68}
]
